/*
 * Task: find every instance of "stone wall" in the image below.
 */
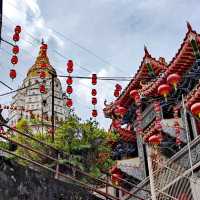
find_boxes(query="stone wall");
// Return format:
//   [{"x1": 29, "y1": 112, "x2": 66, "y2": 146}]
[{"x1": 0, "y1": 156, "x2": 101, "y2": 200}]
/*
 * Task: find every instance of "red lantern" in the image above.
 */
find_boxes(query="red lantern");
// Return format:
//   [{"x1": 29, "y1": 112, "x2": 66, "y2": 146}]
[
  {"x1": 115, "y1": 106, "x2": 127, "y2": 116},
  {"x1": 11, "y1": 55, "x2": 18, "y2": 64},
  {"x1": 66, "y1": 76, "x2": 73, "y2": 85},
  {"x1": 92, "y1": 97, "x2": 97, "y2": 105},
  {"x1": 191, "y1": 102, "x2": 200, "y2": 118},
  {"x1": 66, "y1": 86, "x2": 73, "y2": 94},
  {"x1": 91, "y1": 89, "x2": 97, "y2": 96},
  {"x1": 12, "y1": 45, "x2": 19, "y2": 54},
  {"x1": 130, "y1": 90, "x2": 140, "y2": 101},
  {"x1": 9, "y1": 69, "x2": 16, "y2": 79},
  {"x1": 114, "y1": 90, "x2": 120, "y2": 97},
  {"x1": 14, "y1": 25, "x2": 21, "y2": 34},
  {"x1": 157, "y1": 84, "x2": 171, "y2": 99},
  {"x1": 13, "y1": 33, "x2": 20, "y2": 42},
  {"x1": 92, "y1": 74, "x2": 97, "y2": 85},
  {"x1": 148, "y1": 134, "x2": 162, "y2": 145},
  {"x1": 40, "y1": 71, "x2": 46, "y2": 79},
  {"x1": 39, "y1": 84, "x2": 46, "y2": 93},
  {"x1": 92, "y1": 109, "x2": 98, "y2": 117},
  {"x1": 111, "y1": 173, "x2": 122, "y2": 186},
  {"x1": 66, "y1": 98, "x2": 73, "y2": 108},
  {"x1": 115, "y1": 84, "x2": 122, "y2": 91},
  {"x1": 67, "y1": 60, "x2": 73, "y2": 73},
  {"x1": 167, "y1": 73, "x2": 181, "y2": 90}
]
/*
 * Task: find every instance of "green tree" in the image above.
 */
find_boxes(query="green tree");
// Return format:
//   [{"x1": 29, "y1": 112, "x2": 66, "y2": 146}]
[{"x1": 11, "y1": 116, "x2": 117, "y2": 177}]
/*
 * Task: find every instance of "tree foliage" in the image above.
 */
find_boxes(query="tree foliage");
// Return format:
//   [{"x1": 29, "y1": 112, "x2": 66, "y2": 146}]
[{"x1": 10, "y1": 116, "x2": 118, "y2": 177}]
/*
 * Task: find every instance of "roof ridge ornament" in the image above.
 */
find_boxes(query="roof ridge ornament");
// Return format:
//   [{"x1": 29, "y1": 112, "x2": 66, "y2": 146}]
[
  {"x1": 144, "y1": 45, "x2": 151, "y2": 57},
  {"x1": 186, "y1": 21, "x2": 193, "y2": 32},
  {"x1": 41, "y1": 38, "x2": 44, "y2": 45}
]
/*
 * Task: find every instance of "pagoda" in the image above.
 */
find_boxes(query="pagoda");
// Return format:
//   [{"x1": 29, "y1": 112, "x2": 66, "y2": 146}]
[
  {"x1": 9, "y1": 42, "x2": 69, "y2": 128},
  {"x1": 104, "y1": 23, "x2": 200, "y2": 199}
]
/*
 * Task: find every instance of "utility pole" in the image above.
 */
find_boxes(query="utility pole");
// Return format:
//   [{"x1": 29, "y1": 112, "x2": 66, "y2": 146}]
[
  {"x1": 0, "y1": 0, "x2": 2, "y2": 46},
  {"x1": 51, "y1": 72, "x2": 55, "y2": 142}
]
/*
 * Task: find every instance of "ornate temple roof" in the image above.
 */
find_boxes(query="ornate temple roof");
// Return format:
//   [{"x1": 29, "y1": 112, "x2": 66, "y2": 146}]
[
  {"x1": 116, "y1": 47, "x2": 167, "y2": 107},
  {"x1": 27, "y1": 43, "x2": 56, "y2": 78},
  {"x1": 104, "y1": 22, "x2": 200, "y2": 112}
]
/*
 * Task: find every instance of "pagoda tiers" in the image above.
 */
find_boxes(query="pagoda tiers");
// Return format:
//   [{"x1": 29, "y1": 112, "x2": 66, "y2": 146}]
[
  {"x1": 9, "y1": 43, "x2": 69, "y2": 128},
  {"x1": 103, "y1": 23, "x2": 200, "y2": 197}
]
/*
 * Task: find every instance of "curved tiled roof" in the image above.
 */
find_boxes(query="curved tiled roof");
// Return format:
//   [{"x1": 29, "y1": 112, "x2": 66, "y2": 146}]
[{"x1": 112, "y1": 23, "x2": 199, "y2": 107}]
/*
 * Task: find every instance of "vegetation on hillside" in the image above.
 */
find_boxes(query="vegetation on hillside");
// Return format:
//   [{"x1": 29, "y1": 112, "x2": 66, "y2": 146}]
[{"x1": 5, "y1": 116, "x2": 118, "y2": 178}]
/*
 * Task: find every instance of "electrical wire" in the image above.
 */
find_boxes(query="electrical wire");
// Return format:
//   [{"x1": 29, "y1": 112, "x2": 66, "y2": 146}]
[
  {"x1": 0, "y1": 78, "x2": 51, "y2": 97},
  {"x1": 3, "y1": 2, "x2": 127, "y2": 75},
  {"x1": 0, "y1": 80, "x2": 13, "y2": 90}
]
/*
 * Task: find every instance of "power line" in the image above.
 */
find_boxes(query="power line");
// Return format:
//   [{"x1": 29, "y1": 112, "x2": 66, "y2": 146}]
[
  {"x1": 2, "y1": 21, "x2": 93, "y2": 74},
  {"x1": 3, "y1": 2, "x2": 127, "y2": 75},
  {"x1": 51, "y1": 29, "x2": 126, "y2": 74},
  {"x1": 0, "y1": 80, "x2": 13, "y2": 90},
  {"x1": 1, "y1": 23, "x2": 122, "y2": 91},
  {"x1": 0, "y1": 78, "x2": 51, "y2": 97}
]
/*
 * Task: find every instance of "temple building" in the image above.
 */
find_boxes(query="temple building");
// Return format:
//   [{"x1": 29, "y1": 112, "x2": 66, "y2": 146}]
[
  {"x1": 104, "y1": 23, "x2": 200, "y2": 199},
  {"x1": 9, "y1": 43, "x2": 69, "y2": 127}
]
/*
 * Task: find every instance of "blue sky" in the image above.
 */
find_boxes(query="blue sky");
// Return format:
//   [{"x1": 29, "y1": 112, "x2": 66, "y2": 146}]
[{"x1": 1, "y1": 0, "x2": 200, "y2": 129}]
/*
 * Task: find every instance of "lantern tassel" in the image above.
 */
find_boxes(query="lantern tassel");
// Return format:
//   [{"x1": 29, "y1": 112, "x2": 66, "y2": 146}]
[
  {"x1": 173, "y1": 83, "x2": 177, "y2": 91},
  {"x1": 164, "y1": 93, "x2": 168, "y2": 102}
]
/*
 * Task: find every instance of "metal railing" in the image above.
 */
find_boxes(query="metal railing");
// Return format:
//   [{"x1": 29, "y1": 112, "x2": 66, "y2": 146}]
[{"x1": 0, "y1": 124, "x2": 148, "y2": 200}]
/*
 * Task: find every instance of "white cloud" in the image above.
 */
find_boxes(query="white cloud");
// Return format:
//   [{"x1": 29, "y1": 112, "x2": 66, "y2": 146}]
[{"x1": 1, "y1": 0, "x2": 200, "y2": 129}]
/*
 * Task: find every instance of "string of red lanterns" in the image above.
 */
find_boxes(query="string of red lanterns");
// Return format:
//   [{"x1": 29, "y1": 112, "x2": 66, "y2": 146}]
[
  {"x1": 153, "y1": 101, "x2": 162, "y2": 132},
  {"x1": 0, "y1": 104, "x2": 63, "y2": 122},
  {"x1": 66, "y1": 60, "x2": 74, "y2": 108},
  {"x1": 39, "y1": 43, "x2": 48, "y2": 94},
  {"x1": 146, "y1": 101, "x2": 163, "y2": 145},
  {"x1": 91, "y1": 74, "x2": 97, "y2": 117},
  {"x1": 173, "y1": 106, "x2": 181, "y2": 145},
  {"x1": 130, "y1": 90, "x2": 143, "y2": 135},
  {"x1": 10, "y1": 25, "x2": 22, "y2": 80}
]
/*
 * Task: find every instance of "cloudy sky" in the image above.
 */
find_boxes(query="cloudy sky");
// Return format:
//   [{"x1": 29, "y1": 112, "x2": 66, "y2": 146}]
[{"x1": 0, "y1": 0, "x2": 200, "y2": 129}]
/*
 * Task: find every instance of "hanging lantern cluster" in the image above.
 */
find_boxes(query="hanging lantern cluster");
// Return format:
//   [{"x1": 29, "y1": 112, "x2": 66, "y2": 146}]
[
  {"x1": 0, "y1": 104, "x2": 28, "y2": 113},
  {"x1": 0, "y1": 103, "x2": 64, "y2": 123},
  {"x1": 114, "y1": 84, "x2": 122, "y2": 97},
  {"x1": 130, "y1": 90, "x2": 142, "y2": 134},
  {"x1": 173, "y1": 107, "x2": 181, "y2": 145},
  {"x1": 66, "y1": 60, "x2": 74, "y2": 108},
  {"x1": 10, "y1": 25, "x2": 22, "y2": 80},
  {"x1": 91, "y1": 74, "x2": 97, "y2": 117},
  {"x1": 157, "y1": 73, "x2": 181, "y2": 101},
  {"x1": 148, "y1": 102, "x2": 163, "y2": 144},
  {"x1": 153, "y1": 101, "x2": 162, "y2": 132},
  {"x1": 39, "y1": 43, "x2": 48, "y2": 94}
]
